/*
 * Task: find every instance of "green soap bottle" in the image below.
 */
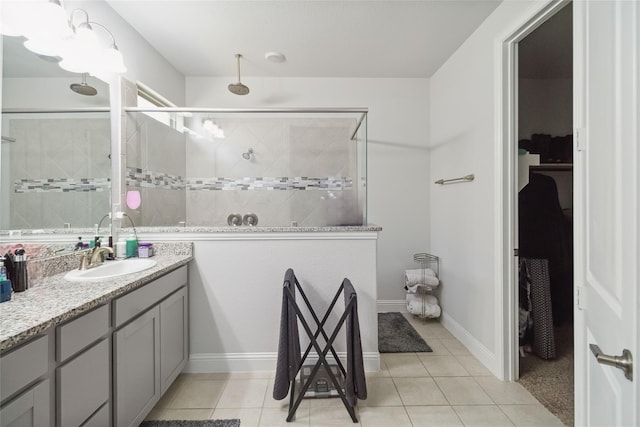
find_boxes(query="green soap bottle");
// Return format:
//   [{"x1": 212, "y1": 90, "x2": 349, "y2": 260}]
[{"x1": 125, "y1": 236, "x2": 138, "y2": 258}]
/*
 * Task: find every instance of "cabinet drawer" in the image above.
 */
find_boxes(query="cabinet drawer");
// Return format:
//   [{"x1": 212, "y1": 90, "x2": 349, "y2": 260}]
[
  {"x1": 57, "y1": 304, "x2": 110, "y2": 362},
  {"x1": 113, "y1": 266, "x2": 187, "y2": 328},
  {"x1": 0, "y1": 335, "x2": 49, "y2": 402},
  {"x1": 57, "y1": 338, "x2": 110, "y2": 427}
]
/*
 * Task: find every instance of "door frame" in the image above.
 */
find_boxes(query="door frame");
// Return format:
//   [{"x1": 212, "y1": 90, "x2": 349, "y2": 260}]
[{"x1": 497, "y1": 0, "x2": 572, "y2": 382}]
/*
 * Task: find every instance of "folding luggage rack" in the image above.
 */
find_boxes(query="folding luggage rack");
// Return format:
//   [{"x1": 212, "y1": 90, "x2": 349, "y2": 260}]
[{"x1": 273, "y1": 268, "x2": 367, "y2": 423}]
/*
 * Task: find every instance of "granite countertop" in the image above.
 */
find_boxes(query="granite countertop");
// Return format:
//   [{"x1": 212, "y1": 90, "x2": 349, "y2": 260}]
[
  {"x1": 0, "y1": 225, "x2": 382, "y2": 238},
  {"x1": 0, "y1": 249, "x2": 193, "y2": 352}
]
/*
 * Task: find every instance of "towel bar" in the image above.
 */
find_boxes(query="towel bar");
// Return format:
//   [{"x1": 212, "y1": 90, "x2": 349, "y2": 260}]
[{"x1": 435, "y1": 174, "x2": 474, "y2": 185}]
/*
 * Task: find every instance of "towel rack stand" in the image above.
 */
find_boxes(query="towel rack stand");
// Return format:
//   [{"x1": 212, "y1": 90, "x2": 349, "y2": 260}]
[
  {"x1": 435, "y1": 174, "x2": 474, "y2": 185},
  {"x1": 273, "y1": 269, "x2": 366, "y2": 423}
]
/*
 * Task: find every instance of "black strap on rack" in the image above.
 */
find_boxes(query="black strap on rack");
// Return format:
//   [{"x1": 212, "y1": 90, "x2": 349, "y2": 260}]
[{"x1": 273, "y1": 268, "x2": 366, "y2": 423}]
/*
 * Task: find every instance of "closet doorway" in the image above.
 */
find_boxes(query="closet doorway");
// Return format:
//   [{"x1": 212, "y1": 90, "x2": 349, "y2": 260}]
[{"x1": 515, "y1": 3, "x2": 574, "y2": 426}]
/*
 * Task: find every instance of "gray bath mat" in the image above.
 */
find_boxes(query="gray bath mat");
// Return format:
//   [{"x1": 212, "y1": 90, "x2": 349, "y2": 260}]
[
  {"x1": 139, "y1": 420, "x2": 240, "y2": 427},
  {"x1": 378, "y1": 312, "x2": 432, "y2": 353}
]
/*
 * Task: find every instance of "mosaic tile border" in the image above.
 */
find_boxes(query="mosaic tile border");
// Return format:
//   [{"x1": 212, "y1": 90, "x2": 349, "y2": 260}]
[
  {"x1": 126, "y1": 168, "x2": 352, "y2": 191},
  {"x1": 186, "y1": 176, "x2": 352, "y2": 191},
  {"x1": 126, "y1": 168, "x2": 185, "y2": 190},
  {"x1": 14, "y1": 178, "x2": 110, "y2": 193}
]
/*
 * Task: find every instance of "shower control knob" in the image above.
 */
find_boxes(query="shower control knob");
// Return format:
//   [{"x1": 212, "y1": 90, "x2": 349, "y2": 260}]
[
  {"x1": 243, "y1": 213, "x2": 258, "y2": 226},
  {"x1": 227, "y1": 213, "x2": 243, "y2": 226}
]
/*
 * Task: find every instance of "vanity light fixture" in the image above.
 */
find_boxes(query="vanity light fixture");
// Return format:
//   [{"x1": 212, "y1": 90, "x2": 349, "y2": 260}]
[
  {"x1": 21, "y1": 0, "x2": 73, "y2": 57},
  {"x1": 4, "y1": 2, "x2": 127, "y2": 78},
  {"x1": 203, "y1": 119, "x2": 225, "y2": 139},
  {"x1": 58, "y1": 10, "x2": 127, "y2": 76}
]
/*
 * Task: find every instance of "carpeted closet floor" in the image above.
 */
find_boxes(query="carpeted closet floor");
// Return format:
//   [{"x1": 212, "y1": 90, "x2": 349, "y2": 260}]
[{"x1": 519, "y1": 323, "x2": 574, "y2": 426}]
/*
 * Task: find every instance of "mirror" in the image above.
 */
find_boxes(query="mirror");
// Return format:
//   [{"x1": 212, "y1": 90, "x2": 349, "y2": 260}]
[{"x1": 1, "y1": 35, "x2": 111, "y2": 231}]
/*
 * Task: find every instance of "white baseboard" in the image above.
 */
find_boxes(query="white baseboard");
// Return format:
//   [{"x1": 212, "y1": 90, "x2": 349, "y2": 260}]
[
  {"x1": 377, "y1": 300, "x2": 407, "y2": 313},
  {"x1": 185, "y1": 352, "x2": 380, "y2": 373},
  {"x1": 440, "y1": 311, "x2": 498, "y2": 376}
]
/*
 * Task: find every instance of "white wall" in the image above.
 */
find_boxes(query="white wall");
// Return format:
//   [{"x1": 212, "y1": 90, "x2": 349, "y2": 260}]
[
  {"x1": 186, "y1": 77, "x2": 430, "y2": 304},
  {"x1": 429, "y1": 1, "x2": 553, "y2": 375},
  {"x1": 185, "y1": 233, "x2": 379, "y2": 372}
]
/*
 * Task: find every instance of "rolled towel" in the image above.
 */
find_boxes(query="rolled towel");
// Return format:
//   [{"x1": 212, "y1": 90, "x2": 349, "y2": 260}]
[
  {"x1": 406, "y1": 292, "x2": 419, "y2": 302},
  {"x1": 406, "y1": 293, "x2": 438, "y2": 305},
  {"x1": 407, "y1": 298, "x2": 422, "y2": 315},
  {"x1": 406, "y1": 298, "x2": 441, "y2": 318},
  {"x1": 404, "y1": 269, "x2": 439, "y2": 287},
  {"x1": 423, "y1": 302, "x2": 441, "y2": 318},
  {"x1": 405, "y1": 283, "x2": 421, "y2": 293},
  {"x1": 424, "y1": 294, "x2": 438, "y2": 305}
]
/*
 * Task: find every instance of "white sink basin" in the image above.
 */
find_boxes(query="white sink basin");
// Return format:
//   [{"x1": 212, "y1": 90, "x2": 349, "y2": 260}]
[{"x1": 64, "y1": 258, "x2": 157, "y2": 282}]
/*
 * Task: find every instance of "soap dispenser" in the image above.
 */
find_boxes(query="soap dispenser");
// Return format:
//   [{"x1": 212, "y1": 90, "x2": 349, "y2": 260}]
[
  {"x1": 0, "y1": 257, "x2": 6, "y2": 281},
  {"x1": 116, "y1": 238, "x2": 126, "y2": 259},
  {"x1": 12, "y1": 248, "x2": 28, "y2": 292}
]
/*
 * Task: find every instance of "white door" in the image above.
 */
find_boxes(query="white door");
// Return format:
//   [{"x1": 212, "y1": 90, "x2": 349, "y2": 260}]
[{"x1": 574, "y1": 0, "x2": 639, "y2": 426}]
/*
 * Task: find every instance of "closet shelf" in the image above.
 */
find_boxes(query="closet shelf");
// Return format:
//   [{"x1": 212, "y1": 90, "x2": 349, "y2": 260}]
[{"x1": 530, "y1": 163, "x2": 573, "y2": 171}]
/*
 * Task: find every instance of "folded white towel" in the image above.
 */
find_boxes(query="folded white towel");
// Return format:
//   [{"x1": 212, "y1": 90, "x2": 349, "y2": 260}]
[
  {"x1": 406, "y1": 268, "x2": 436, "y2": 278},
  {"x1": 406, "y1": 293, "x2": 438, "y2": 305},
  {"x1": 406, "y1": 298, "x2": 441, "y2": 318},
  {"x1": 405, "y1": 283, "x2": 420, "y2": 293},
  {"x1": 404, "y1": 269, "x2": 439, "y2": 287}
]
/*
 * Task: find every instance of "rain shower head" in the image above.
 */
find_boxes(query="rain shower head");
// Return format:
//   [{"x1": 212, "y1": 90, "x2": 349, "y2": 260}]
[
  {"x1": 228, "y1": 54, "x2": 250, "y2": 96},
  {"x1": 70, "y1": 73, "x2": 97, "y2": 96}
]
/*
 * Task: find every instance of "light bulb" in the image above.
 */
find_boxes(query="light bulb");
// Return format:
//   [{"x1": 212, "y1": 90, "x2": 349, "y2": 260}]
[
  {"x1": 101, "y1": 47, "x2": 127, "y2": 74},
  {"x1": 24, "y1": 38, "x2": 67, "y2": 57},
  {"x1": 22, "y1": 1, "x2": 71, "y2": 41}
]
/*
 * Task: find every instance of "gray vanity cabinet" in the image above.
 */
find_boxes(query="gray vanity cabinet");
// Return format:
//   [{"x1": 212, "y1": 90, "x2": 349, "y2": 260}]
[
  {"x1": 0, "y1": 335, "x2": 51, "y2": 427},
  {"x1": 113, "y1": 266, "x2": 188, "y2": 427},
  {"x1": 114, "y1": 306, "x2": 161, "y2": 427},
  {"x1": 160, "y1": 286, "x2": 188, "y2": 394},
  {"x1": 0, "y1": 263, "x2": 189, "y2": 427},
  {"x1": 56, "y1": 304, "x2": 110, "y2": 427},
  {"x1": 0, "y1": 380, "x2": 50, "y2": 427}
]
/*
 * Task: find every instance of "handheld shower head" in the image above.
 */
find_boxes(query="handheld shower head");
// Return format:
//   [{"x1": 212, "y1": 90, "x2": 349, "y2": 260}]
[{"x1": 242, "y1": 148, "x2": 254, "y2": 160}]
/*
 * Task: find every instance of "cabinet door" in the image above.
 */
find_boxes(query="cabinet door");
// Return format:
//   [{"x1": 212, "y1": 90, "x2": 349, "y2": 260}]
[
  {"x1": 82, "y1": 402, "x2": 110, "y2": 427},
  {"x1": 114, "y1": 306, "x2": 160, "y2": 427},
  {"x1": 160, "y1": 286, "x2": 188, "y2": 394},
  {"x1": 0, "y1": 380, "x2": 50, "y2": 427},
  {"x1": 57, "y1": 338, "x2": 109, "y2": 427}
]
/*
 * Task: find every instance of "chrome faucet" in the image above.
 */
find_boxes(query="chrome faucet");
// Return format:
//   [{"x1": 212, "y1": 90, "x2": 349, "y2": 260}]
[{"x1": 79, "y1": 247, "x2": 114, "y2": 270}]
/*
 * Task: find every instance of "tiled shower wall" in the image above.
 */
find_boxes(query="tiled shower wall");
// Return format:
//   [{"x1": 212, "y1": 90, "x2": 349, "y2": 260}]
[
  {"x1": 186, "y1": 117, "x2": 361, "y2": 227},
  {"x1": 126, "y1": 114, "x2": 362, "y2": 227},
  {"x1": 125, "y1": 113, "x2": 187, "y2": 227},
  {"x1": 4, "y1": 118, "x2": 110, "y2": 229}
]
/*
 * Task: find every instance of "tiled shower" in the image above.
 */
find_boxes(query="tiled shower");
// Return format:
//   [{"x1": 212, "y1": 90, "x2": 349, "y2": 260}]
[
  {"x1": 0, "y1": 108, "x2": 367, "y2": 230},
  {"x1": 125, "y1": 109, "x2": 368, "y2": 228},
  {"x1": 0, "y1": 114, "x2": 111, "y2": 230}
]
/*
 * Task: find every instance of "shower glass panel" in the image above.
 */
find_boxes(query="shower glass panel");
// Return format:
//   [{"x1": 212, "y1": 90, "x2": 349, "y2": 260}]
[
  {"x1": 0, "y1": 111, "x2": 111, "y2": 230},
  {"x1": 124, "y1": 108, "x2": 367, "y2": 227}
]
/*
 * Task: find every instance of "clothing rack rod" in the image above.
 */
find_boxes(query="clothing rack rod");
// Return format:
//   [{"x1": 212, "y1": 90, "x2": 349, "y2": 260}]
[{"x1": 435, "y1": 174, "x2": 475, "y2": 185}]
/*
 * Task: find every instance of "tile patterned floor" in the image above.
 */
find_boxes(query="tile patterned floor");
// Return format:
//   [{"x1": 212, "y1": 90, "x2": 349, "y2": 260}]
[{"x1": 145, "y1": 314, "x2": 566, "y2": 426}]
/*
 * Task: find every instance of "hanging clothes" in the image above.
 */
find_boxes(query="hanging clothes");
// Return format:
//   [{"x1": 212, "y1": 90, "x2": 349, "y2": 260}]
[
  {"x1": 519, "y1": 258, "x2": 556, "y2": 360},
  {"x1": 519, "y1": 172, "x2": 572, "y2": 325}
]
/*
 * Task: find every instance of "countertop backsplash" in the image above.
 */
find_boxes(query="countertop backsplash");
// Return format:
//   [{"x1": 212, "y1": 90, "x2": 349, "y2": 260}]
[
  {"x1": 0, "y1": 241, "x2": 194, "y2": 289},
  {"x1": 0, "y1": 243, "x2": 85, "y2": 288}
]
